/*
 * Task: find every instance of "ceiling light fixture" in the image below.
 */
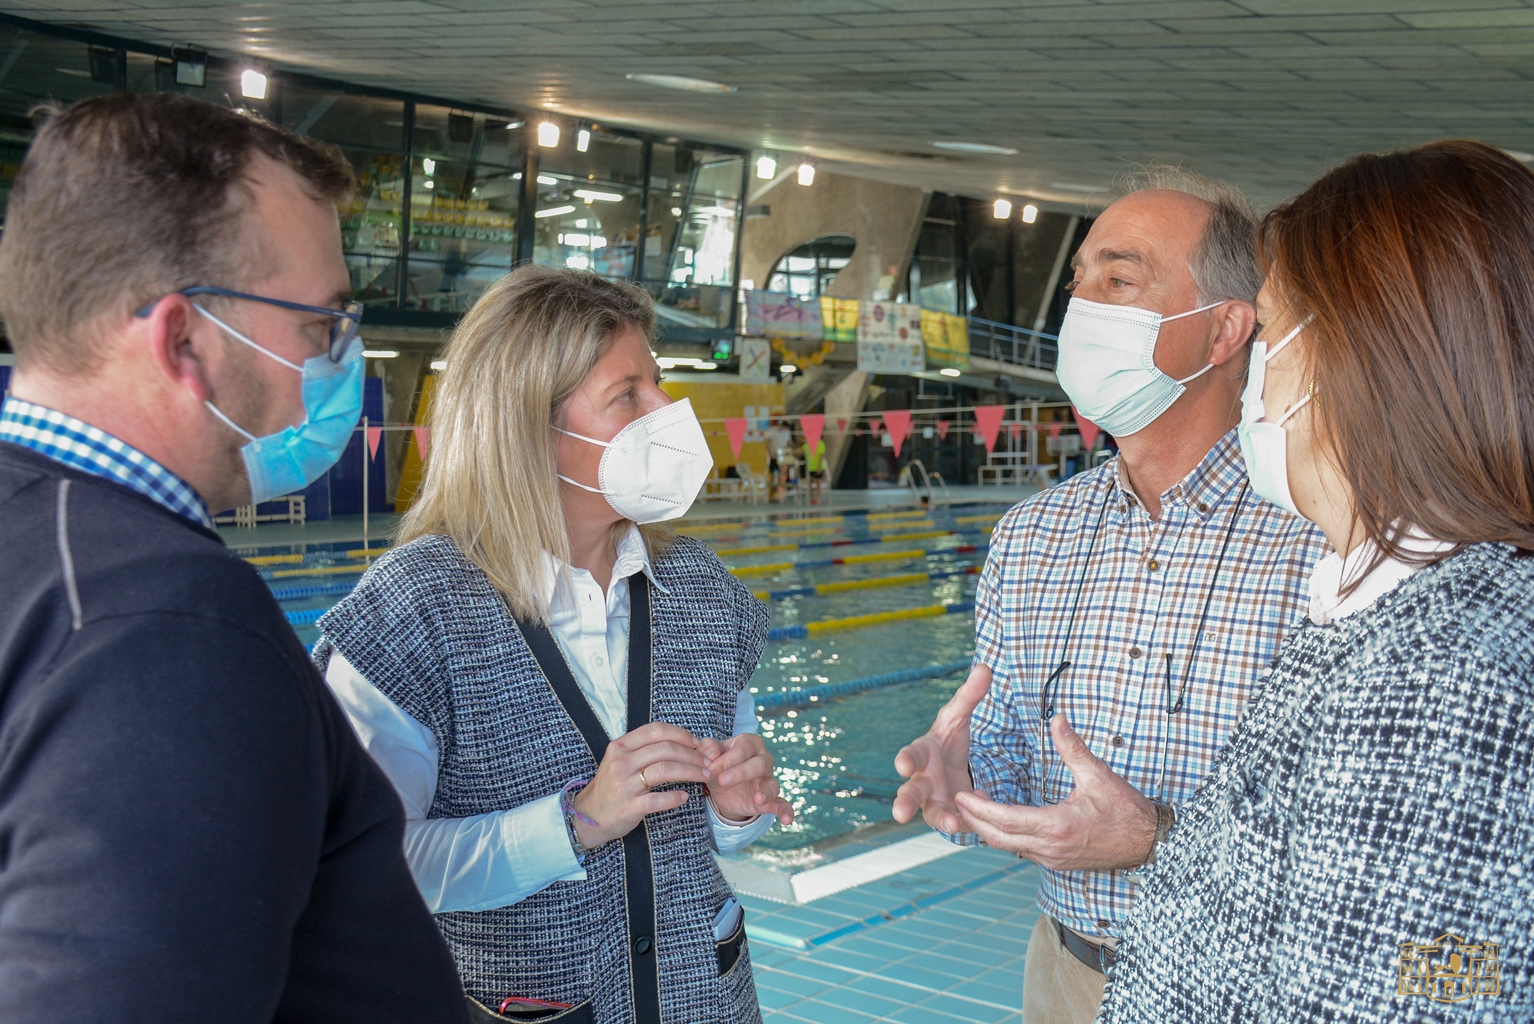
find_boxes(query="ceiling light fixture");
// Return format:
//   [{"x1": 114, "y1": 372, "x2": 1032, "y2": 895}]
[
  {"x1": 240, "y1": 69, "x2": 268, "y2": 100},
  {"x1": 430, "y1": 360, "x2": 447, "y2": 371},
  {"x1": 756, "y1": 155, "x2": 776, "y2": 179},
  {"x1": 781, "y1": 364, "x2": 797, "y2": 374},
  {"x1": 1050, "y1": 182, "x2": 1104, "y2": 194},
  {"x1": 537, "y1": 122, "x2": 560, "y2": 148},
  {"x1": 670, "y1": 206, "x2": 682, "y2": 216},
  {"x1": 625, "y1": 73, "x2": 737, "y2": 93},
  {"x1": 939, "y1": 367, "x2": 962, "y2": 377},
  {"x1": 536, "y1": 205, "x2": 576, "y2": 218},
  {"x1": 931, "y1": 141, "x2": 1017, "y2": 155},
  {"x1": 424, "y1": 180, "x2": 434, "y2": 189},
  {"x1": 993, "y1": 198, "x2": 1012, "y2": 219},
  {"x1": 797, "y1": 162, "x2": 815, "y2": 187},
  {"x1": 421, "y1": 157, "x2": 435, "y2": 176},
  {"x1": 576, "y1": 128, "x2": 591, "y2": 153},
  {"x1": 172, "y1": 45, "x2": 207, "y2": 88},
  {"x1": 573, "y1": 188, "x2": 623, "y2": 202},
  {"x1": 1022, "y1": 203, "x2": 1039, "y2": 224},
  {"x1": 363, "y1": 349, "x2": 399, "y2": 359}
]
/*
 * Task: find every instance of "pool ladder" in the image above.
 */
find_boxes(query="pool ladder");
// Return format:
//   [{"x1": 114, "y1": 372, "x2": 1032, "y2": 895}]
[{"x1": 899, "y1": 459, "x2": 950, "y2": 507}]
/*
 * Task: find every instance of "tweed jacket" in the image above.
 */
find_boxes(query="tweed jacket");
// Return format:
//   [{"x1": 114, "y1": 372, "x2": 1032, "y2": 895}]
[
  {"x1": 314, "y1": 533, "x2": 768, "y2": 1024},
  {"x1": 1097, "y1": 543, "x2": 1534, "y2": 1023}
]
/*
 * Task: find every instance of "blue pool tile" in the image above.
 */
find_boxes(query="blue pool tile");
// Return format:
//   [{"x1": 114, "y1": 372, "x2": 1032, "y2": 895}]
[
  {"x1": 753, "y1": 983, "x2": 810, "y2": 1011},
  {"x1": 788, "y1": 998, "x2": 883, "y2": 1023},
  {"x1": 812, "y1": 944, "x2": 895, "y2": 973},
  {"x1": 754, "y1": 968, "x2": 839, "y2": 999},
  {"x1": 816, "y1": 983, "x2": 910, "y2": 1016},
  {"x1": 911, "y1": 994, "x2": 1018, "y2": 1023},
  {"x1": 883, "y1": 1004, "x2": 986, "y2": 1024},
  {"x1": 865, "y1": 961, "x2": 958, "y2": 991}
]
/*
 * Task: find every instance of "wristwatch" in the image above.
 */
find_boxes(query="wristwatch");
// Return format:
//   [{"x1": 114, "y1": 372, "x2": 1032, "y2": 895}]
[{"x1": 1144, "y1": 801, "x2": 1176, "y2": 865}]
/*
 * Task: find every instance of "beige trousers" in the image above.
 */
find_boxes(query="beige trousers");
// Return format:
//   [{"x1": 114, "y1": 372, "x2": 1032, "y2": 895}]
[{"x1": 1021, "y1": 914, "x2": 1113, "y2": 1024}]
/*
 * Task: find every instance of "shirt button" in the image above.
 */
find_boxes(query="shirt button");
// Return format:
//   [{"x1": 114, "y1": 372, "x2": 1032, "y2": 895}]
[
  {"x1": 1129, "y1": 647, "x2": 1143, "y2": 659},
  {"x1": 633, "y1": 935, "x2": 653, "y2": 956},
  {"x1": 1197, "y1": 501, "x2": 1211, "y2": 514},
  {"x1": 1111, "y1": 735, "x2": 1125, "y2": 748},
  {"x1": 1097, "y1": 919, "x2": 1111, "y2": 930},
  {"x1": 593, "y1": 656, "x2": 606, "y2": 667},
  {"x1": 1147, "y1": 559, "x2": 1161, "y2": 572}
]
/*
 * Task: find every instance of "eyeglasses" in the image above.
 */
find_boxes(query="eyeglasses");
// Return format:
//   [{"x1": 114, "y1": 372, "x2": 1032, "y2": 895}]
[{"x1": 135, "y1": 286, "x2": 364, "y2": 363}]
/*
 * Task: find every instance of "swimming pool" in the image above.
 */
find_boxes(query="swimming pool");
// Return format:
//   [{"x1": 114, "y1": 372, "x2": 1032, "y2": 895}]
[{"x1": 250, "y1": 500, "x2": 1017, "y2": 852}]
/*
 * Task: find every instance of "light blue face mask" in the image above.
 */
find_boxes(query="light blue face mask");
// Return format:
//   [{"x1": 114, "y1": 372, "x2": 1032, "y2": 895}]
[{"x1": 197, "y1": 303, "x2": 365, "y2": 505}]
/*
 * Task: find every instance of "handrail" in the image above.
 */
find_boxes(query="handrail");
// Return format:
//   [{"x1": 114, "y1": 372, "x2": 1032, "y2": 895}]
[{"x1": 965, "y1": 314, "x2": 1059, "y2": 373}]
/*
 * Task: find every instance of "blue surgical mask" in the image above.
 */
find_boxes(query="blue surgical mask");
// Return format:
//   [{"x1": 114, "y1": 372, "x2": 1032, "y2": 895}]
[{"x1": 198, "y1": 303, "x2": 364, "y2": 505}]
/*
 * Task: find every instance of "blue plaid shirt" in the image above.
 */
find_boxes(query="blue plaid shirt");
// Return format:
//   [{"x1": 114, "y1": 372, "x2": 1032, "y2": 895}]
[
  {"x1": 0, "y1": 395, "x2": 213, "y2": 529},
  {"x1": 965, "y1": 430, "x2": 1330, "y2": 939}
]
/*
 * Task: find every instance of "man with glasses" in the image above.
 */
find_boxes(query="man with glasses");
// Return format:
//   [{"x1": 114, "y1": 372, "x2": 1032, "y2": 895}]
[
  {"x1": 893, "y1": 169, "x2": 1330, "y2": 1024},
  {"x1": 0, "y1": 94, "x2": 468, "y2": 1022}
]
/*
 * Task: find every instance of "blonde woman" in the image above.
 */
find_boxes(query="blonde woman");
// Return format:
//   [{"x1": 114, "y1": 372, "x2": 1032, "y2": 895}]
[{"x1": 313, "y1": 266, "x2": 792, "y2": 1023}]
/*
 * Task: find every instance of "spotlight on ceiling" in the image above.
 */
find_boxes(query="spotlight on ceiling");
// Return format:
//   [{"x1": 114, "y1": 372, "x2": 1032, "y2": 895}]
[
  {"x1": 797, "y1": 162, "x2": 815, "y2": 187},
  {"x1": 993, "y1": 198, "x2": 1012, "y2": 219},
  {"x1": 421, "y1": 157, "x2": 435, "y2": 176},
  {"x1": 756, "y1": 154, "x2": 777, "y2": 179},
  {"x1": 537, "y1": 122, "x2": 560, "y2": 148},
  {"x1": 931, "y1": 141, "x2": 1017, "y2": 155},
  {"x1": 1022, "y1": 204, "x2": 1039, "y2": 224},
  {"x1": 172, "y1": 45, "x2": 206, "y2": 88},
  {"x1": 576, "y1": 128, "x2": 590, "y2": 153},
  {"x1": 240, "y1": 69, "x2": 267, "y2": 100},
  {"x1": 625, "y1": 73, "x2": 737, "y2": 93},
  {"x1": 940, "y1": 368, "x2": 962, "y2": 377}
]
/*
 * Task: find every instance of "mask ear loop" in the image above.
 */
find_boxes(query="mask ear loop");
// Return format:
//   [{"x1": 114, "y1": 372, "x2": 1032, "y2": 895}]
[
  {"x1": 1161, "y1": 300, "x2": 1227, "y2": 386},
  {"x1": 553, "y1": 425, "x2": 614, "y2": 495}
]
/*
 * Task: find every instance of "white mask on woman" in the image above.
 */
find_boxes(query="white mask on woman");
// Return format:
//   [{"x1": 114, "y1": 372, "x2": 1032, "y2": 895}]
[
  {"x1": 555, "y1": 397, "x2": 715, "y2": 523},
  {"x1": 1237, "y1": 320, "x2": 1312, "y2": 516}
]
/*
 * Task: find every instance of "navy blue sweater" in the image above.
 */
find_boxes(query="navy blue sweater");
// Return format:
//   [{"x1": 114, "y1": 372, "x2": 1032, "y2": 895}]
[{"x1": 0, "y1": 442, "x2": 469, "y2": 1023}]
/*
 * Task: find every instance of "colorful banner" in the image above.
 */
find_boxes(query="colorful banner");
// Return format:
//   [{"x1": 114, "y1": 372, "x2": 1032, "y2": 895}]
[
  {"x1": 800, "y1": 413, "x2": 825, "y2": 455},
  {"x1": 738, "y1": 337, "x2": 773, "y2": 382},
  {"x1": 921, "y1": 310, "x2": 971, "y2": 370},
  {"x1": 820, "y1": 296, "x2": 859, "y2": 342},
  {"x1": 743, "y1": 291, "x2": 822, "y2": 339},
  {"x1": 858, "y1": 301, "x2": 924, "y2": 374}
]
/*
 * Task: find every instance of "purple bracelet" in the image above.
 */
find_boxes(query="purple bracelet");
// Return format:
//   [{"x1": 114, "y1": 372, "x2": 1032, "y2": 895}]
[{"x1": 560, "y1": 778, "x2": 600, "y2": 828}]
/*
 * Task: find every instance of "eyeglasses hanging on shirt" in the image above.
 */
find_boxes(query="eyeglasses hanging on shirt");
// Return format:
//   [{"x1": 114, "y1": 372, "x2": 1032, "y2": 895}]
[{"x1": 1036, "y1": 480, "x2": 1248, "y2": 805}]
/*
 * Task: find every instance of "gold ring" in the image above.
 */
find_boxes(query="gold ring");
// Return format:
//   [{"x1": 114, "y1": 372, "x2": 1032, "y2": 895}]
[{"x1": 639, "y1": 767, "x2": 650, "y2": 789}]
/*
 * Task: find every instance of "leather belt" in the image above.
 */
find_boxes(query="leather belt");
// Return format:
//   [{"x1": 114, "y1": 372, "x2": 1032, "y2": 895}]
[{"x1": 1055, "y1": 917, "x2": 1116, "y2": 975}]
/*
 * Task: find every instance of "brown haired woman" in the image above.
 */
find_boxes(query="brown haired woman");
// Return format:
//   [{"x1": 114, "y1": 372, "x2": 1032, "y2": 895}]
[{"x1": 1097, "y1": 139, "x2": 1534, "y2": 1023}]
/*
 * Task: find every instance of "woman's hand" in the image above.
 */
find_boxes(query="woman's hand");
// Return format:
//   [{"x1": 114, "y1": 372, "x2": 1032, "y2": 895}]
[
  {"x1": 698, "y1": 733, "x2": 795, "y2": 826},
  {"x1": 571, "y1": 723, "x2": 712, "y2": 850}
]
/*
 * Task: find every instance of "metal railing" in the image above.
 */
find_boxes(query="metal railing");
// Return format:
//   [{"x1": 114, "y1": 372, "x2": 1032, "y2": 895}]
[{"x1": 966, "y1": 315, "x2": 1059, "y2": 373}]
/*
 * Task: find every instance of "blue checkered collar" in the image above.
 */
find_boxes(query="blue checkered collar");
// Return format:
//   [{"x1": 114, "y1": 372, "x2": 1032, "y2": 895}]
[
  {"x1": 1110, "y1": 428, "x2": 1248, "y2": 523},
  {"x1": 1, "y1": 395, "x2": 214, "y2": 529}
]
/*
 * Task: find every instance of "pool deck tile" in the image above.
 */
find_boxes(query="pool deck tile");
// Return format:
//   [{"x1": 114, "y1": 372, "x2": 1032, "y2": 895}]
[{"x1": 751, "y1": 842, "x2": 1038, "y2": 1024}]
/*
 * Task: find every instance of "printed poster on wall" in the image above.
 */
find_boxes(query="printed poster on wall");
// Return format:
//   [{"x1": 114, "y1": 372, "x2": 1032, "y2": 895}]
[
  {"x1": 738, "y1": 337, "x2": 773, "y2": 382},
  {"x1": 921, "y1": 309, "x2": 971, "y2": 370},
  {"x1": 743, "y1": 290, "x2": 822, "y2": 339},
  {"x1": 857, "y1": 301, "x2": 924, "y2": 373}
]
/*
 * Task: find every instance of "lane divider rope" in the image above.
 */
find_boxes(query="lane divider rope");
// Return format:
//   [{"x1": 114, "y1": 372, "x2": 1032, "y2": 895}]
[
  {"x1": 754, "y1": 565, "x2": 980, "y2": 601},
  {"x1": 765, "y1": 600, "x2": 975, "y2": 641}
]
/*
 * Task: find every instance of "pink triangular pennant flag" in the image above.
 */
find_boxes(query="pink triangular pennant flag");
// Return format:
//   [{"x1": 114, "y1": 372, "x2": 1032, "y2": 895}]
[
  {"x1": 1072, "y1": 406, "x2": 1102, "y2": 450},
  {"x1": 800, "y1": 413, "x2": 825, "y2": 454},
  {"x1": 883, "y1": 409, "x2": 912, "y2": 457},
  {"x1": 1008, "y1": 422, "x2": 1023, "y2": 439},
  {"x1": 724, "y1": 418, "x2": 748, "y2": 459},
  {"x1": 935, "y1": 419, "x2": 951, "y2": 440},
  {"x1": 365, "y1": 426, "x2": 383, "y2": 460},
  {"x1": 870, "y1": 418, "x2": 884, "y2": 437},
  {"x1": 973, "y1": 405, "x2": 1006, "y2": 454},
  {"x1": 413, "y1": 426, "x2": 432, "y2": 459},
  {"x1": 1048, "y1": 422, "x2": 1062, "y2": 439},
  {"x1": 854, "y1": 426, "x2": 864, "y2": 436},
  {"x1": 836, "y1": 418, "x2": 848, "y2": 433}
]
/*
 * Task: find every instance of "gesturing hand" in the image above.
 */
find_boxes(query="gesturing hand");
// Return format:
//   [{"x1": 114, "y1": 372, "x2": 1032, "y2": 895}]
[
  {"x1": 697, "y1": 733, "x2": 794, "y2": 826},
  {"x1": 954, "y1": 713, "x2": 1158, "y2": 872},
  {"x1": 571, "y1": 722, "x2": 711, "y2": 850},
  {"x1": 891, "y1": 664, "x2": 992, "y2": 833}
]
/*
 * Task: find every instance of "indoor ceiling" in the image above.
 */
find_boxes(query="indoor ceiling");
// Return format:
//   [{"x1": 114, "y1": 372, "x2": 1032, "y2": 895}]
[{"x1": 6, "y1": 0, "x2": 1534, "y2": 211}]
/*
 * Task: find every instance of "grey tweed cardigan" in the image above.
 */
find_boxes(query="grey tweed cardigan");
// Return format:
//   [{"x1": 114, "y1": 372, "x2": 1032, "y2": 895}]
[
  {"x1": 1097, "y1": 543, "x2": 1534, "y2": 1023},
  {"x1": 313, "y1": 533, "x2": 768, "y2": 1024}
]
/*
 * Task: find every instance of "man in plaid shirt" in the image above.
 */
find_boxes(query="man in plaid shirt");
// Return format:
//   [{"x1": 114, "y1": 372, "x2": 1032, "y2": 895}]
[{"x1": 895, "y1": 169, "x2": 1329, "y2": 1024}]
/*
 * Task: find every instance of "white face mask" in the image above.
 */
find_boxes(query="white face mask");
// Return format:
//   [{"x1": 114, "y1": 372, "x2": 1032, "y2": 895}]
[
  {"x1": 555, "y1": 397, "x2": 715, "y2": 523},
  {"x1": 1237, "y1": 320, "x2": 1312, "y2": 516},
  {"x1": 1055, "y1": 296, "x2": 1223, "y2": 437}
]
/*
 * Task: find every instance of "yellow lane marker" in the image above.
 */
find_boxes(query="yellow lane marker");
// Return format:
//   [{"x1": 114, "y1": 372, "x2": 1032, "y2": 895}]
[
  {"x1": 716, "y1": 543, "x2": 798, "y2": 557},
  {"x1": 269, "y1": 564, "x2": 370, "y2": 579},
  {"x1": 955, "y1": 514, "x2": 1002, "y2": 525},
  {"x1": 838, "y1": 549, "x2": 928, "y2": 565},
  {"x1": 245, "y1": 553, "x2": 304, "y2": 566},
  {"x1": 345, "y1": 547, "x2": 390, "y2": 559},
  {"x1": 729, "y1": 562, "x2": 796, "y2": 577},
  {"x1": 866, "y1": 509, "x2": 932, "y2": 521},
  {"x1": 805, "y1": 603, "x2": 950, "y2": 634},
  {"x1": 880, "y1": 530, "x2": 948, "y2": 542}
]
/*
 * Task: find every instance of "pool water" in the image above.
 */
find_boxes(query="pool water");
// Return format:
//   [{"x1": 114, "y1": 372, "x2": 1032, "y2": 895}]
[{"x1": 249, "y1": 501, "x2": 1017, "y2": 852}]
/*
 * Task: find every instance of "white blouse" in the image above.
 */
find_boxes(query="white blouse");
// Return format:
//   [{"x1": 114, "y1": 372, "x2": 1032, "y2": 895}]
[
  {"x1": 1307, "y1": 530, "x2": 1456, "y2": 625},
  {"x1": 324, "y1": 525, "x2": 773, "y2": 914}
]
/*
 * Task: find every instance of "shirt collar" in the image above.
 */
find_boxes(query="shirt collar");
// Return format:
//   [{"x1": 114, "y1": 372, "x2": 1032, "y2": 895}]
[
  {"x1": 0, "y1": 394, "x2": 214, "y2": 529},
  {"x1": 1308, "y1": 530, "x2": 1456, "y2": 625},
  {"x1": 1111, "y1": 428, "x2": 1247, "y2": 522},
  {"x1": 539, "y1": 522, "x2": 670, "y2": 606}
]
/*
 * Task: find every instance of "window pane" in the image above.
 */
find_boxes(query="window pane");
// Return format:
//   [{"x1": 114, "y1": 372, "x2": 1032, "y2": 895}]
[
  {"x1": 643, "y1": 145, "x2": 741, "y2": 329},
  {"x1": 407, "y1": 104, "x2": 520, "y2": 312},
  {"x1": 282, "y1": 83, "x2": 405, "y2": 154},
  {"x1": 533, "y1": 129, "x2": 643, "y2": 280}
]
